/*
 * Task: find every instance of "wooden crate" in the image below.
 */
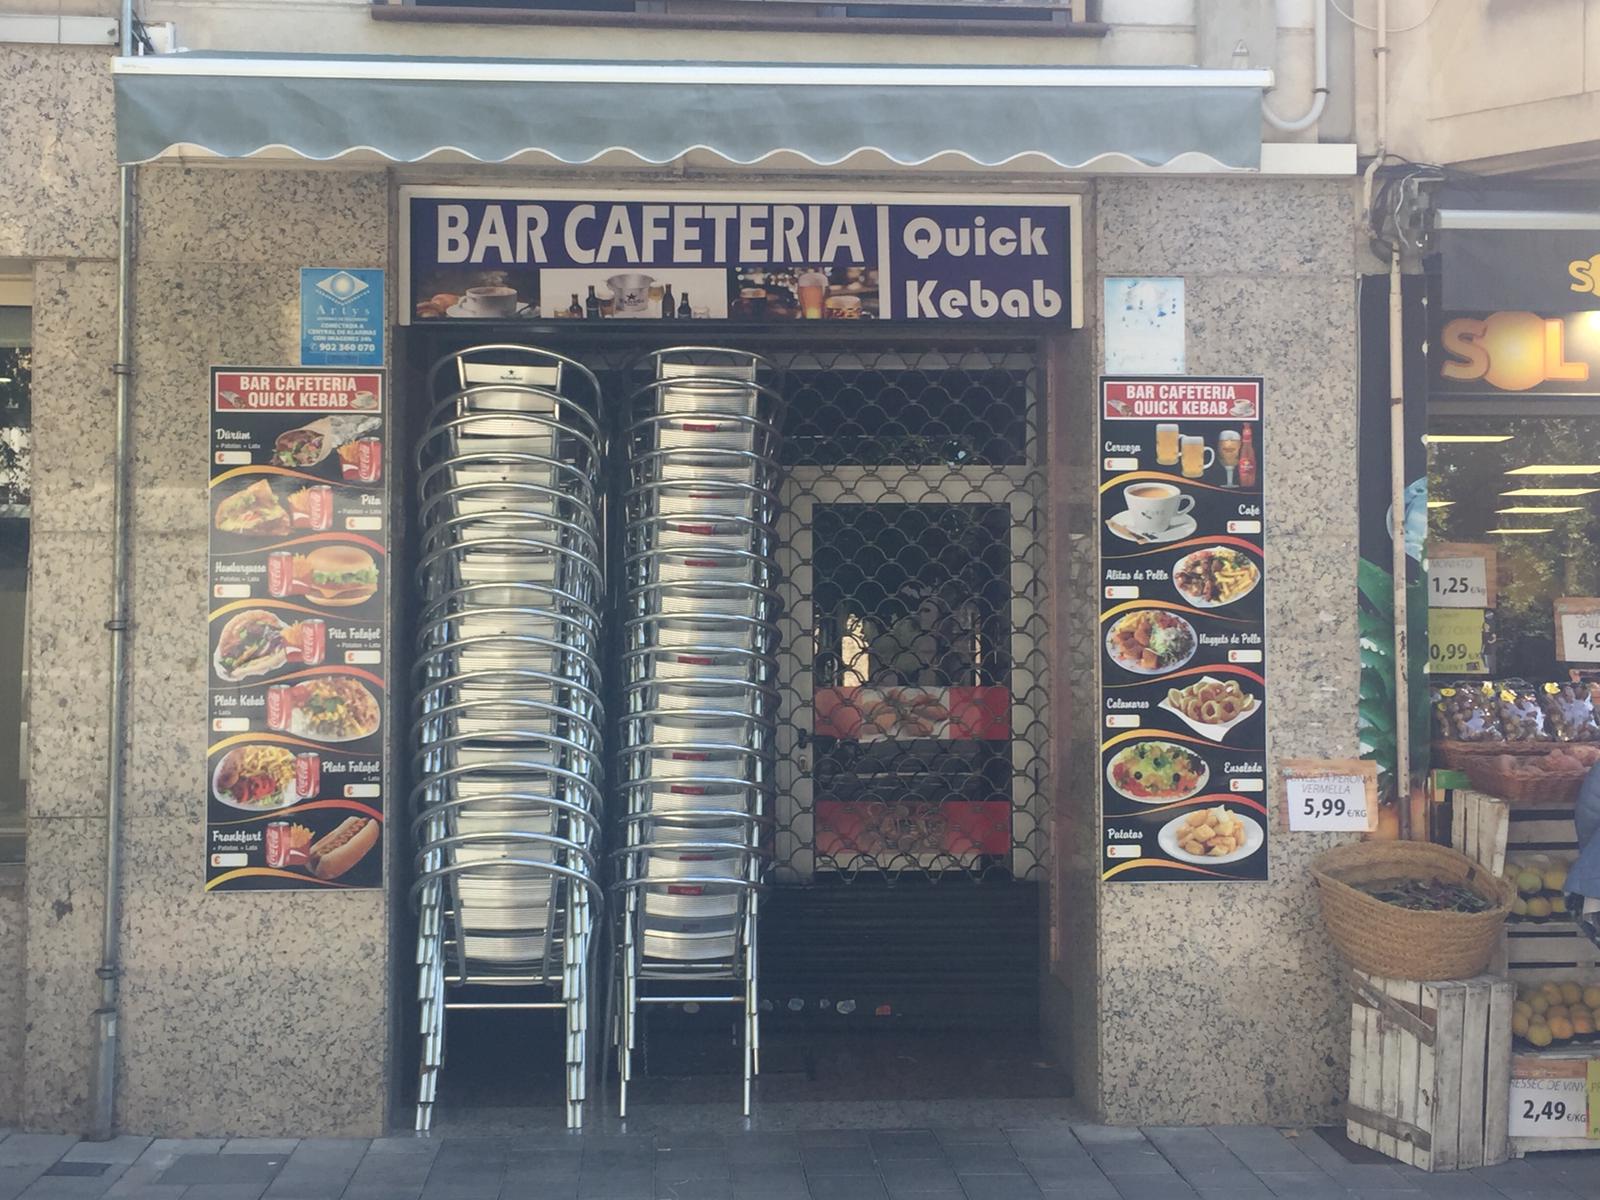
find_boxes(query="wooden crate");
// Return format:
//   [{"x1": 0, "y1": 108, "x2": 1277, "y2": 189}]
[
  {"x1": 1347, "y1": 970, "x2": 1514, "y2": 1170},
  {"x1": 1451, "y1": 790, "x2": 1597, "y2": 980},
  {"x1": 1510, "y1": 1046, "x2": 1600, "y2": 1155}
]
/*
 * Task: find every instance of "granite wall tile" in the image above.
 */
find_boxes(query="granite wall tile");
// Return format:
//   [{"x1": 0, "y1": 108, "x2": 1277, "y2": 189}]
[
  {"x1": 28, "y1": 531, "x2": 113, "y2": 820},
  {"x1": 28, "y1": 261, "x2": 120, "y2": 534},
  {"x1": 0, "y1": 874, "x2": 25, "y2": 1126},
  {"x1": 137, "y1": 168, "x2": 389, "y2": 266},
  {"x1": 1094, "y1": 178, "x2": 1358, "y2": 279},
  {"x1": 22, "y1": 816, "x2": 106, "y2": 1131},
  {"x1": 0, "y1": 46, "x2": 119, "y2": 262},
  {"x1": 93, "y1": 167, "x2": 392, "y2": 1137},
  {"x1": 1091, "y1": 176, "x2": 1360, "y2": 1127},
  {"x1": 114, "y1": 817, "x2": 389, "y2": 1136}
]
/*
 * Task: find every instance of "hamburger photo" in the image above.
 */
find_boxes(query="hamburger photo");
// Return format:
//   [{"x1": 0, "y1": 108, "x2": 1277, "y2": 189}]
[{"x1": 298, "y1": 544, "x2": 378, "y2": 608}]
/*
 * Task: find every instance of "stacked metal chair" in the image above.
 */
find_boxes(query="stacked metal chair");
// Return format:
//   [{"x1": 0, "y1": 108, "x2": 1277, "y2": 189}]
[
  {"x1": 613, "y1": 348, "x2": 785, "y2": 1116},
  {"x1": 412, "y1": 345, "x2": 606, "y2": 1131}
]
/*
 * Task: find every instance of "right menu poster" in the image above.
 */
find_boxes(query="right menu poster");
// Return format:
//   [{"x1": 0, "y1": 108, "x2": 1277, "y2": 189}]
[{"x1": 1099, "y1": 377, "x2": 1268, "y2": 882}]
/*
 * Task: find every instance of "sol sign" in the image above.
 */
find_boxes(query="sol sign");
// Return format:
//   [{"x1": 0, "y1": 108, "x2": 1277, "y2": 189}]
[{"x1": 1439, "y1": 310, "x2": 1600, "y2": 393}]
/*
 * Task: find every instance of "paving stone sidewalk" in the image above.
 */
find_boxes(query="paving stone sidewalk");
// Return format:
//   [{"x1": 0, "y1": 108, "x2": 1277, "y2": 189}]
[{"x1": 2, "y1": 1124, "x2": 1598, "y2": 1200}]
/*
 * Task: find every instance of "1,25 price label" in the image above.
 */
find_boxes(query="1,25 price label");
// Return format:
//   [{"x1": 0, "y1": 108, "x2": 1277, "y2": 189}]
[
  {"x1": 1429, "y1": 556, "x2": 1489, "y2": 609},
  {"x1": 1509, "y1": 1074, "x2": 1589, "y2": 1138}
]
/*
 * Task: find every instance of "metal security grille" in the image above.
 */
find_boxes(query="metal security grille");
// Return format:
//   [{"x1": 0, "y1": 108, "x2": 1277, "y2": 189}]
[{"x1": 766, "y1": 343, "x2": 1049, "y2": 887}]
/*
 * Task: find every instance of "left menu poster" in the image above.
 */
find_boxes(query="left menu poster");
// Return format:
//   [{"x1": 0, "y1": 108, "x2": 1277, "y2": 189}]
[{"x1": 206, "y1": 369, "x2": 387, "y2": 891}]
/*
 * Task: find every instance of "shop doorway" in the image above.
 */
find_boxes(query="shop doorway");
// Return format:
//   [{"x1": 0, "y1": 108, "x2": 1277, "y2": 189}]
[{"x1": 399, "y1": 328, "x2": 1059, "y2": 1115}]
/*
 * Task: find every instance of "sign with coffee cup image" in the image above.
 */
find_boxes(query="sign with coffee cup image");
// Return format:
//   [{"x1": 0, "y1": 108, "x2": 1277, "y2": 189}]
[
  {"x1": 400, "y1": 188, "x2": 1082, "y2": 327},
  {"x1": 1099, "y1": 377, "x2": 1267, "y2": 883}
]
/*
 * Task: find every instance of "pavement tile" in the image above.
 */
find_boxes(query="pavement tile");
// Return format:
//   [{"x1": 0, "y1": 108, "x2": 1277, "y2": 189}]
[
  {"x1": 18, "y1": 1178, "x2": 123, "y2": 1200},
  {"x1": 1021, "y1": 1158, "x2": 1110, "y2": 1190},
  {"x1": 1470, "y1": 1163, "x2": 1582, "y2": 1200},
  {"x1": 934, "y1": 1132, "x2": 1010, "y2": 1148},
  {"x1": 217, "y1": 1147, "x2": 296, "y2": 1161},
  {"x1": 1193, "y1": 1185, "x2": 1274, "y2": 1200},
  {"x1": 1105, "y1": 1177, "x2": 1200, "y2": 1200},
  {"x1": 260, "y1": 1166, "x2": 355, "y2": 1200},
  {"x1": 877, "y1": 1160, "x2": 962, "y2": 1192},
  {"x1": 802, "y1": 1175, "x2": 887, "y2": 1200},
  {"x1": 652, "y1": 1134, "x2": 725, "y2": 1154},
  {"x1": 574, "y1": 1167, "x2": 652, "y2": 1200},
  {"x1": 798, "y1": 1133, "x2": 872, "y2": 1150},
  {"x1": 341, "y1": 1188, "x2": 422, "y2": 1200},
  {"x1": 731, "y1": 1165, "x2": 808, "y2": 1200},
  {"x1": 158, "y1": 1159, "x2": 283, "y2": 1188},
  {"x1": 1088, "y1": 1147, "x2": 1178, "y2": 1177},
  {"x1": 959, "y1": 1178, "x2": 1044, "y2": 1200},
  {"x1": 653, "y1": 1180, "x2": 730, "y2": 1200},
  {"x1": 100, "y1": 1188, "x2": 189, "y2": 1200},
  {"x1": 64, "y1": 1140, "x2": 152, "y2": 1167},
  {"x1": 725, "y1": 1134, "x2": 800, "y2": 1164},
  {"x1": 654, "y1": 1152, "x2": 729, "y2": 1184},
  {"x1": 1071, "y1": 1130, "x2": 1149, "y2": 1148},
  {"x1": 801, "y1": 1147, "x2": 876, "y2": 1174},
  {"x1": 180, "y1": 1187, "x2": 268, "y2": 1200},
  {"x1": 364, "y1": 1141, "x2": 439, "y2": 1158},
  {"x1": 870, "y1": 1133, "x2": 945, "y2": 1162},
  {"x1": 1253, "y1": 1171, "x2": 1352, "y2": 1200},
  {"x1": 1207, "y1": 1132, "x2": 1315, "y2": 1176},
  {"x1": 942, "y1": 1146, "x2": 1023, "y2": 1176},
  {"x1": 283, "y1": 1144, "x2": 367, "y2": 1169},
  {"x1": 1002, "y1": 1133, "x2": 1084, "y2": 1159},
  {"x1": 1, "y1": 1140, "x2": 80, "y2": 1170},
  {"x1": 1038, "y1": 1183, "x2": 1120, "y2": 1200},
  {"x1": 1139, "y1": 1130, "x2": 1241, "y2": 1176}
]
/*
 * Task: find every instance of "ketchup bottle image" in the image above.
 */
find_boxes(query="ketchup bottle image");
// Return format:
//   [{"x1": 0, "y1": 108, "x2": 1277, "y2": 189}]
[{"x1": 1237, "y1": 426, "x2": 1258, "y2": 489}]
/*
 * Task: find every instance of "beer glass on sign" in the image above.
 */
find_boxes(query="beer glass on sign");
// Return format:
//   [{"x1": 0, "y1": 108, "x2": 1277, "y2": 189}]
[{"x1": 1155, "y1": 423, "x2": 1180, "y2": 467}]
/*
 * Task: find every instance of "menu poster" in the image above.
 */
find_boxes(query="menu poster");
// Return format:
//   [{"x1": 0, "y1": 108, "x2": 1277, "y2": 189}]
[
  {"x1": 1099, "y1": 377, "x2": 1267, "y2": 883},
  {"x1": 205, "y1": 369, "x2": 387, "y2": 891}
]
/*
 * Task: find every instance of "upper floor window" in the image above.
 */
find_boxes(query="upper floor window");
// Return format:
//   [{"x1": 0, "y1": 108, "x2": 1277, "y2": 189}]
[{"x1": 374, "y1": 0, "x2": 1101, "y2": 36}]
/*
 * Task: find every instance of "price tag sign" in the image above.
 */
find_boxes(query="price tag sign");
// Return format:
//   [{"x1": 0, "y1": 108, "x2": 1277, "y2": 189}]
[
  {"x1": 1510, "y1": 1060, "x2": 1590, "y2": 1139},
  {"x1": 1429, "y1": 543, "x2": 1496, "y2": 609},
  {"x1": 1280, "y1": 759, "x2": 1378, "y2": 832},
  {"x1": 1428, "y1": 608, "x2": 1488, "y2": 675},
  {"x1": 1555, "y1": 598, "x2": 1600, "y2": 663}
]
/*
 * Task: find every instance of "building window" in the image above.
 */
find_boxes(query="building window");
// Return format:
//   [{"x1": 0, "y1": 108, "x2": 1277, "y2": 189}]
[{"x1": 0, "y1": 305, "x2": 28, "y2": 863}]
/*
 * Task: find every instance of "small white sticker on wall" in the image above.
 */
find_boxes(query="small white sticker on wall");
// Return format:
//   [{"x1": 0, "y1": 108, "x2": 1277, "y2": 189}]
[{"x1": 1104, "y1": 277, "x2": 1185, "y2": 374}]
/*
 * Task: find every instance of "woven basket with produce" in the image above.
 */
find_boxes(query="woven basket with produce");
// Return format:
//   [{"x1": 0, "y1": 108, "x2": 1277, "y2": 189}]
[{"x1": 1312, "y1": 841, "x2": 1515, "y2": 980}]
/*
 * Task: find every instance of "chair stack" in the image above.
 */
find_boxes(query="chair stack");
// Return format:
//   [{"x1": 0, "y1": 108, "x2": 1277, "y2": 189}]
[
  {"x1": 412, "y1": 346, "x2": 606, "y2": 1131},
  {"x1": 613, "y1": 348, "x2": 785, "y2": 1115}
]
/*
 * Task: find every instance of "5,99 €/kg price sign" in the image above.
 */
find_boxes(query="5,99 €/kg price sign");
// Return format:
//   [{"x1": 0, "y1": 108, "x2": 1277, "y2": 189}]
[{"x1": 1280, "y1": 759, "x2": 1378, "y2": 833}]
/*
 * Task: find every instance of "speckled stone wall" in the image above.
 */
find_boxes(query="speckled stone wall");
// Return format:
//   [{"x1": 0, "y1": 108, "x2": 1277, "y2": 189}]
[
  {"x1": 0, "y1": 871, "x2": 23, "y2": 1126},
  {"x1": 114, "y1": 166, "x2": 393, "y2": 1136},
  {"x1": 1080, "y1": 177, "x2": 1363, "y2": 1126},
  {"x1": 20, "y1": 163, "x2": 395, "y2": 1136}
]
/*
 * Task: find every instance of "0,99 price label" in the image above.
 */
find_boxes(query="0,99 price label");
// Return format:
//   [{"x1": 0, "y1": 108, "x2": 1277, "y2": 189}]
[
  {"x1": 1510, "y1": 1072, "x2": 1589, "y2": 1139},
  {"x1": 1428, "y1": 608, "x2": 1488, "y2": 676}
]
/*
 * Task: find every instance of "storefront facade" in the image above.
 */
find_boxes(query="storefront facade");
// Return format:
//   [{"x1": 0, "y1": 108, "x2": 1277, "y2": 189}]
[{"x1": 0, "y1": 15, "x2": 1365, "y2": 1137}]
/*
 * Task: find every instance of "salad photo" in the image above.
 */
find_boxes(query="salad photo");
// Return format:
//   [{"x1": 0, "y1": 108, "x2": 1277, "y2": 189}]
[{"x1": 1106, "y1": 740, "x2": 1209, "y2": 804}]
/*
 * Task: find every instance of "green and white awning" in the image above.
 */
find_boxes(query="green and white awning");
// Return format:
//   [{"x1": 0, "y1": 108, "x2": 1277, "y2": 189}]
[{"x1": 113, "y1": 53, "x2": 1273, "y2": 172}]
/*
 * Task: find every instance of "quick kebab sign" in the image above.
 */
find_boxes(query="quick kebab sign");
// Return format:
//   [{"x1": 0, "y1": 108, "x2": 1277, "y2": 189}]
[{"x1": 205, "y1": 368, "x2": 388, "y2": 892}]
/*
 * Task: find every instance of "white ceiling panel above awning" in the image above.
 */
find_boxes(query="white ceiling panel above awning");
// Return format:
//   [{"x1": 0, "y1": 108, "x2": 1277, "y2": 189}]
[{"x1": 112, "y1": 53, "x2": 1274, "y2": 173}]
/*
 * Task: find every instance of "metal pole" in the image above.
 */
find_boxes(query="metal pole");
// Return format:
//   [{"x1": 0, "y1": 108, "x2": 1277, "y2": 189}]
[
  {"x1": 89, "y1": 156, "x2": 136, "y2": 1141},
  {"x1": 1388, "y1": 247, "x2": 1412, "y2": 840},
  {"x1": 89, "y1": 4, "x2": 138, "y2": 1136}
]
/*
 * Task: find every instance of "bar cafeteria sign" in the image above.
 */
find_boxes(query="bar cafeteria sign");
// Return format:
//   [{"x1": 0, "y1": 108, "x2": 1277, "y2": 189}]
[{"x1": 401, "y1": 188, "x2": 1081, "y2": 327}]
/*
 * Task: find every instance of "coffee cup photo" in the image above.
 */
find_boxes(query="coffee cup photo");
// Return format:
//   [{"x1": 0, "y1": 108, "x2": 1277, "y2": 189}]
[
  {"x1": 461, "y1": 285, "x2": 520, "y2": 317},
  {"x1": 1123, "y1": 482, "x2": 1194, "y2": 534}
]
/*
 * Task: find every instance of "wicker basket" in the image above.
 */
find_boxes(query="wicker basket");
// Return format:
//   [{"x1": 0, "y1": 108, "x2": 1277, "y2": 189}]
[
  {"x1": 1311, "y1": 841, "x2": 1515, "y2": 980},
  {"x1": 1433, "y1": 740, "x2": 1553, "y2": 770},
  {"x1": 1462, "y1": 758, "x2": 1585, "y2": 807}
]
